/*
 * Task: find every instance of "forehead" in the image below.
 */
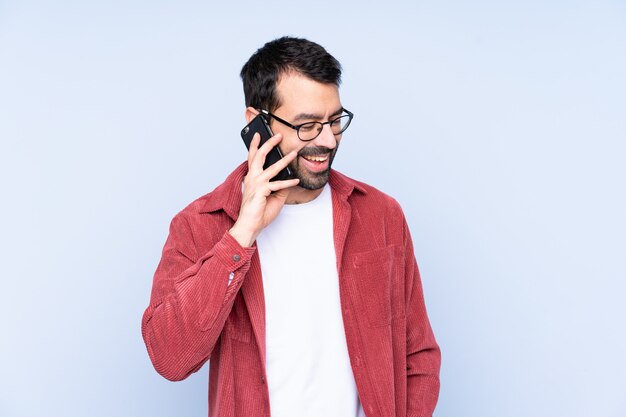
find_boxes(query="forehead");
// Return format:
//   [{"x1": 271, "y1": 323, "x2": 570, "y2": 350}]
[{"x1": 274, "y1": 71, "x2": 341, "y2": 117}]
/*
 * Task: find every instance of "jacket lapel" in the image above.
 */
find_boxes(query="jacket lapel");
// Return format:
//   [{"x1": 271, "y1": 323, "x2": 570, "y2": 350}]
[
  {"x1": 329, "y1": 169, "x2": 366, "y2": 273},
  {"x1": 331, "y1": 188, "x2": 352, "y2": 274}
]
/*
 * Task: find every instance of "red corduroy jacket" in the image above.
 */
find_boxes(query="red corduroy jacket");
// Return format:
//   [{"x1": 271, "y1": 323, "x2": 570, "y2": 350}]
[{"x1": 141, "y1": 162, "x2": 441, "y2": 417}]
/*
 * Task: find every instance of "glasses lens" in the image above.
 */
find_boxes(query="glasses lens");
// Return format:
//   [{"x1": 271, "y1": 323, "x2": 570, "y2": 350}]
[
  {"x1": 298, "y1": 122, "x2": 323, "y2": 141},
  {"x1": 330, "y1": 114, "x2": 352, "y2": 135},
  {"x1": 296, "y1": 113, "x2": 353, "y2": 141}
]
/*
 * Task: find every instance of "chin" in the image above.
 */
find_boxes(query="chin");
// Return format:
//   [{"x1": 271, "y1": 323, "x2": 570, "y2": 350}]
[
  {"x1": 295, "y1": 170, "x2": 330, "y2": 190},
  {"x1": 290, "y1": 149, "x2": 336, "y2": 190}
]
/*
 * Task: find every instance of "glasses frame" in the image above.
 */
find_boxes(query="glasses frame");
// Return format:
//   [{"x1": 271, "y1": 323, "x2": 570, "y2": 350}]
[{"x1": 259, "y1": 108, "x2": 354, "y2": 142}]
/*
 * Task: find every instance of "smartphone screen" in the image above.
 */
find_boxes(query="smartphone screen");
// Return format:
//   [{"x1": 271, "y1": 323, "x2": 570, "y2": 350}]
[{"x1": 240, "y1": 114, "x2": 293, "y2": 181}]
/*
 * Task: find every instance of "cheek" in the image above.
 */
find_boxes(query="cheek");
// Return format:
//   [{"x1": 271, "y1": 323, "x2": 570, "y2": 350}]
[{"x1": 279, "y1": 139, "x2": 305, "y2": 156}]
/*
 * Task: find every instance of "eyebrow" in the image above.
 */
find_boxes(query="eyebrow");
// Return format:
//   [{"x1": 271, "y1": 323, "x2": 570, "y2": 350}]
[{"x1": 292, "y1": 107, "x2": 344, "y2": 123}]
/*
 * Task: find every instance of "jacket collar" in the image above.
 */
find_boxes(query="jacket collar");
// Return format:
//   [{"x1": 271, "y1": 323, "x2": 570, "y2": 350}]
[
  {"x1": 199, "y1": 161, "x2": 367, "y2": 220},
  {"x1": 199, "y1": 162, "x2": 248, "y2": 220}
]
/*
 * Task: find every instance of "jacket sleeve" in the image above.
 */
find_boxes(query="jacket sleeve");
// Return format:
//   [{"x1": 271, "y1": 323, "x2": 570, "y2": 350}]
[
  {"x1": 403, "y1": 217, "x2": 441, "y2": 416},
  {"x1": 141, "y1": 212, "x2": 255, "y2": 381}
]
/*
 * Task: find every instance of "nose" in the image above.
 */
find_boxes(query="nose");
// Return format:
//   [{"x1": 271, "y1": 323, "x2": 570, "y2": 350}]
[{"x1": 312, "y1": 123, "x2": 337, "y2": 149}]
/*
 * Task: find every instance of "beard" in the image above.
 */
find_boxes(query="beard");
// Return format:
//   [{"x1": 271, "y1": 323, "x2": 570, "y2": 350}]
[{"x1": 288, "y1": 144, "x2": 339, "y2": 190}]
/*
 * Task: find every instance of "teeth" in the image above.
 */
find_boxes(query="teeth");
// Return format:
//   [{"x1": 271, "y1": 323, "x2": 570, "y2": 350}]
[{"x1": 303, "y1": 155, "x2": 328, "y2": 162}]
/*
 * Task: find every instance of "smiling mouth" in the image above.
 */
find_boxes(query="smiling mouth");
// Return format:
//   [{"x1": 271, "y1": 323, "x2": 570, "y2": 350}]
[
  {"x1": 301, "y1": 154, "x2": 329, "y2": 162},
  {"x1": 298, "y1": 153, "x2": 332, "y2": 174}
]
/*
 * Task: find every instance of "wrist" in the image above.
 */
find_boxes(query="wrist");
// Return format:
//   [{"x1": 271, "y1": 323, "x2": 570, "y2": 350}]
[{"x1": 228, "y1": 225, "x2": 256, "y2": 248}]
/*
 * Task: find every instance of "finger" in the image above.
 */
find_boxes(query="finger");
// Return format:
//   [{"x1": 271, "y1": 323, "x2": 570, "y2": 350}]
[
  {"x1": 258, "y1": 132, "x2": 283, "y2": 153},
  {"x1": 267, "y1": 178, "x2": 300, "y2": 192},
  {"x1": 260, "y1": 149, "x2": 298, "y2": 181},
  {"x1": 247, "y1": 133, "x2": 261, "y2": 169},
  {"x1": 251, "y1": 133, "x2": 284, "y2": 171}
]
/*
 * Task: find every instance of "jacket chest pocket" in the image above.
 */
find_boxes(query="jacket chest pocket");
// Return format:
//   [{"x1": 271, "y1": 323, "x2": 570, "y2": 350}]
[{"x1": 347, "y1": 245, "x2": 402, "y2": 328}]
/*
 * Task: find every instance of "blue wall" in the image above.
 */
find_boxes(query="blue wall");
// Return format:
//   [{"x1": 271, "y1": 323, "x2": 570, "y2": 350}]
[{"x1": 1, "y1": 1, "x2": 625, "y2": 416}]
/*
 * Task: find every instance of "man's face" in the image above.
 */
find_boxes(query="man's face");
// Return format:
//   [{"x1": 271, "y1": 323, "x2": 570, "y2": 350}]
[{"x1": 270, "y1": 72, "x2": 343, "y2": 190}]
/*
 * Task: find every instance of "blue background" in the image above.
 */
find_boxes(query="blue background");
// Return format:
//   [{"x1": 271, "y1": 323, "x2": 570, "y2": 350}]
[{"x1": 1, "y1": 1, "x2": 625, "y2": 416}]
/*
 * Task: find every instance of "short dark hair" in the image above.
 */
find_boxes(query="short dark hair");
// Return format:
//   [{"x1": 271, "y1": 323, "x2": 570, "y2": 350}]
[{"x1": 240, "y1": 36, "x2": 342, "y2": 112}]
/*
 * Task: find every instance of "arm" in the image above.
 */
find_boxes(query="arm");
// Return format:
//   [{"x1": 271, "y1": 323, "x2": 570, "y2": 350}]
[
  {"x1": 141, "y1": 214, "x2": 255, "y2": 381},
  {"x1": 404, "y1": 218, "x2": 441, "y2": 416},
  {"x1": 142, "y1": 131, "x2": 299, "y2": 381}
]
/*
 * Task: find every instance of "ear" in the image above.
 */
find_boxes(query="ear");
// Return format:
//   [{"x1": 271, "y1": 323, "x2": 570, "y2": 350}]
[{"x1": 245, "y1": 107, "x2": 259, "y2": 123}]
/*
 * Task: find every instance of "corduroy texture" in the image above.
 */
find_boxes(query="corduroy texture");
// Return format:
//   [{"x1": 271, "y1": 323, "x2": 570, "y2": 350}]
[{"x1": 141, "y1": 162, "x2": 441, "y2": 417}]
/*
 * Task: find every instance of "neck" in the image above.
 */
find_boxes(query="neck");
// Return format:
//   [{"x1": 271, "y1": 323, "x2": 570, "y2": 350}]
[{"x1": 285, "y1": 185, "x2": 325, "y2": 205}]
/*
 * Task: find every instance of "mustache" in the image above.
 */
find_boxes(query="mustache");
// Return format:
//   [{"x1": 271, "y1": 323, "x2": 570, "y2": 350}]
[{"x1": 298, "y1": 146, "x2": 335, "y2": 157}]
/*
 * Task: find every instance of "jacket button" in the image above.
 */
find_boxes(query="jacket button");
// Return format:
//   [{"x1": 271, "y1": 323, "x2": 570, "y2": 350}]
[
  {"x1": 261, "y1": 376, "x2": 265, "y2": 384},
  {"x1": 233, "y1": 254, "x2": 241, "y2": 261}
]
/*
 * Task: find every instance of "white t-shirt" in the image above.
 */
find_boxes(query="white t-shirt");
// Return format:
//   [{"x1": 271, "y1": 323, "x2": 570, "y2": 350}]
[{"x1": 256, "y1": 185, "x2": 365, "y2": 417}]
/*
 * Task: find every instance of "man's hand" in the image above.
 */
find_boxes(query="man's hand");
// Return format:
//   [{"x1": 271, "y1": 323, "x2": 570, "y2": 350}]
[{"x1": 228, "y1": 132, "x2": 299, "y2": 247}]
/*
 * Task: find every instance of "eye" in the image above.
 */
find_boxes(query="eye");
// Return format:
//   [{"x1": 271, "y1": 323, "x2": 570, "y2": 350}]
[{"x1": 298, "y1": 122, "x2": 318, "y2": 132}]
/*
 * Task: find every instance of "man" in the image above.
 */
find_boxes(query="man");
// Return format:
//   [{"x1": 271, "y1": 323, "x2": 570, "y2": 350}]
[{"x1": 142, "y1": 36, "x2": 440, "y2": 417}]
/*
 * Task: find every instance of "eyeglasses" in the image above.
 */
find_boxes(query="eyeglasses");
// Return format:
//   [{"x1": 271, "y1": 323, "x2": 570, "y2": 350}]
[{"x1": 260, "y1": 108, "x2": 354, "y2": 142}]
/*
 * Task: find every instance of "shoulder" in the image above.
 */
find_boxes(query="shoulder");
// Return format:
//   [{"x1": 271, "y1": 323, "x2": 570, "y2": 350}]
[
  {"x1": 164, "y1": 188, "x2": 226, "y2": 244},
  {"x1": 331, "y1": 170, "x2": 411, "y2": 249},
  {"x1": 164, "y1": 164, "x2": 246, "y2": 255},
  {"x1": 165, "y1": 163, "x2": 245, "y2": 251},
  {"x1": 170, "y1": 186, "x2": 221, "y2": 223},
  {"x1": 330, "y1": 170, "x2": 404, "y2": 216},
  {"x1": 175, "y1": 162, "x2": 246, "y2": 221}
]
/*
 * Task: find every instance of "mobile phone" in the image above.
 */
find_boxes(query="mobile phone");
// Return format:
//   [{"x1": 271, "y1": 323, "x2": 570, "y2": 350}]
[{"x1": 241, "y1": 114, "x2": 293, "y2": 181}]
